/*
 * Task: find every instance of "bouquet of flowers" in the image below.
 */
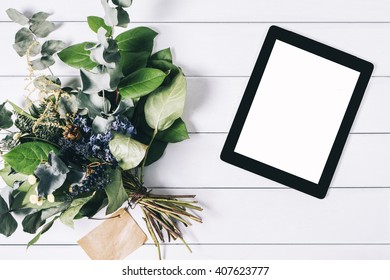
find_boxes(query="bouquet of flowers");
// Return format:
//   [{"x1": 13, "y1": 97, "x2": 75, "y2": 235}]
[{"x1": 0, "y1": 0, "x2": 202, "y2": 259}]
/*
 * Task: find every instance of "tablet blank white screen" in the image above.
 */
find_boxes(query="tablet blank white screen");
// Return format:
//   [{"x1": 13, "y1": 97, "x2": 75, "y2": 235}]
[{"x1": 234, "y1": 40, "x2": 360, "y2": 184}]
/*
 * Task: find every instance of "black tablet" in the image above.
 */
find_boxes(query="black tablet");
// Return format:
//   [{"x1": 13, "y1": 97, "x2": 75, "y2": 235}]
[{"x1": 220, "y1": 25, "x2": 374, "y2": 199}]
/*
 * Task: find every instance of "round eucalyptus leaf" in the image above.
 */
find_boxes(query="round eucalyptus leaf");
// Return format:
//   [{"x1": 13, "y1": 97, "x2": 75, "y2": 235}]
[
  {"x1": 112, "y1": 0, "x2": 132, "y2": 8},
  {"x1": 29, "y1": 12, "x2": 50, "y2": 24},
  {"x1": 29, "y1": 56, "x2": 55, "y2": 71},
  {"x1": 0, "y1": 102, "x2": 13, "y2": 129},
  {"x1": 6, "y1": 8, "x2": 29, "y2": 25},
  {"x1": 30, "y1": 21, "x2": 56, "y2": 38},
  {"x1": 41, "y1": 40, "x2": 67, "y2": 56}
]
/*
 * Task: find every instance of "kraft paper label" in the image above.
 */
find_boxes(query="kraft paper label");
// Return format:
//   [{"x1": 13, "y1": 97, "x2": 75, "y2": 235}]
[{"x1": 78, "y1": 208, "x2": 147, "y2": 260}]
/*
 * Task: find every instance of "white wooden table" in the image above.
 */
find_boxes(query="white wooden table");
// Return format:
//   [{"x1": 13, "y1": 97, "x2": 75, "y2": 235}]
[{"x1": 1, "y1": 0, "x2": 390, "y2": 260}]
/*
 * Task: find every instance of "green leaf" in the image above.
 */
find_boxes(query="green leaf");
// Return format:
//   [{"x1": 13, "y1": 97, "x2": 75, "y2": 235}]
[
  {"x1": 6, "y1": 8, "x2": 29, "y2": 25},
  {"x1": 0, "y1": 195, "x2": 18, "y2": 237},
  {"x1": 137, "y1": 101, "x2": 189, "y2": 143},
  {"x1": 75, "y1": 190, "x2": 107, "y2": 219},
  {"x1": 87, "y1": 16, "x2": 112, "y2": 36},
  {"x1": 22, "y1": 211, "x2": 45, "y2": 234},
  {"x1": 80, "y1": 69, "x2": 111, "y2": 93},
  {"x1": 105, "y1": 168, "x2": 128, "y2": 215},
  {"x1": 77, "y1": 91, "x2": 111, "y2": 119},
  {"x1": 148, "y1": 60, "x2": 179, "y2": 76},
  {"x1": 145, "y1": 139, "x2": 168, "y2": 166},
  {"x1": 135, "y1": 132, "x2": 168, "y2": 166},
  {"x1": 151, "y1": 48, "x2": 172, "y2": 63},
  {"x1": 58, "y1": 93, "x2": 78, "y2": 119},
  {"x1": 35, "y1": 152, "x2": 70, "y2": 197},
  {"x1": 145, "y1": 72, "x2": 187, "y2": 131},
  {"x1": 0, "y1": 212, "x2": 18, "y2": 237},
  {"x1": 15, "y1": 27, "x2": 33, "y2": 43},
  {"x1": 116, "y1": 27, "x2": 157, "y2": 53},
  {"x1": 92, "y1": 115, "x2": 113, "y2": 134},
  {"x1": 109, "y1": 133, "x2": 147, "y2": 170},
  {"x1": 30, "y1": 12, "x2": 50, "y2": 23},
  {"x1": 0, "y1": 102, "x2": 13, "y2": 129},
  {"x1": 3, "y1": 142, "x2": 59, "y2": 175},
  {"x1": 119, "y1": 68, "x2": 166, "y2": 99},
  {"x1": 120, "y1": 51, "x2": 149, "y2": 76},
  {"x1": 13, "y1": 27, "x2": 34, "y2": 57},
  {"x1": 10, "y1": 183, "x2": 37, "y2": 210},
  {"x1": 22, "y1": 205, "x2": 67, "y2": 234},
  {"x1": 29, "y1": 56, "x2": 55, "y2": 70},
  {"x1": 60, "y1": 196, "x2": 92, "y2": 228},
  {"x1": 30, "y1": 21, "x2": 55, "y2": 38},
  {"x1": 27, "y1": 216, "x2": 58, "y2": 248},
  {"x1": 33, "y1": 75, "x2": 61, "y2": 92},
  {"x1": 101, "y1": 0, "x2": 130, "y2": 28},
  {"x1": 0, "y1": 195, "x2": 9, "y2": 215},
  {"x1": 155, "y1": 118, "x2": 189, "y2": 143},
  {"x1": 112, "y1": 0, "x2": 132, "y2": 7},
  {"x1": 58, "y1": 42, "x2": 98, "y2": 70},
  {"x1": 7, "y1": 100, "x2": 36, "y2": 120},
  {"x1": 41, "y1": 40, "x2": 67, "y2": 56},
  {"x1": 116, "y1": 7, "x2": 130, "y2": 28},
  {"x1": 0, "y1": 163, "x2": 28, "y2": 187}
]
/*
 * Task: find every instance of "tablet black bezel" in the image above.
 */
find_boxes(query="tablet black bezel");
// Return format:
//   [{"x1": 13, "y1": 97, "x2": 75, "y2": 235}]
[{"x1": 220, "y1": 25, "x2": 374, "y2": 199}]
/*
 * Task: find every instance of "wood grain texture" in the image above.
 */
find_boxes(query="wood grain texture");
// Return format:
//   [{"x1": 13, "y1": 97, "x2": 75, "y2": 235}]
[
  {"x1": 143, "y1": 134, "x2": 390, "y2": 188},
  {"x1": 1, "y1": 23, "x2": 390, "y2": 76},
  {"x1": 1, "y1": 77, "x2": 388, "y2": 133},
  {"x1": 1, "y1": 189, "x2": 390, "y2": 251},
  {"x1": 1, "y1": 0, "x2": 390, "y2": 22},
  {"x1": 2, "y1": 244, "x2": 390, "y2": 260}
]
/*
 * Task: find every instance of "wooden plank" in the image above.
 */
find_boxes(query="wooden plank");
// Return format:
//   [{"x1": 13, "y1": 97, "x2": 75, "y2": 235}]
[
  {"x1": 1, "y1": 0, "x2": 390, "y2": 22},
  {"x1": 143, "y1": 134, "x2": 390, "y2": 188},
  {"x1": 1, "y1": 77, "x2": 388, "y2": 133},
  {"x1": 0, "y1": 23, "x2": 390, "y2": 76},
  {"x1": 1, "y1": 189, "x2": 390, "y2": 246},
  {"x1": 1, "y1": 244, "x2": 389, "y2": 260},
  {"x1": 0, "y1": 134, "x2": 388, "y2": 189}
]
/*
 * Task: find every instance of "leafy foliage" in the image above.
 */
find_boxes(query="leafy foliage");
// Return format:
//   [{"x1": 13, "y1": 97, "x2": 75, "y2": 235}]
[
  {"x1": 0, "y1": 102, "x2": 13, "y2": 129},
  {"x1": 109, "y1": 133, "x2": 147, "y2": 170},
  {"x1": 145, "y1": 72, "x2": 187, "y2": 131},
  {"x1": 87, "y1": 16, "x2": 112, "y2": 36},
  {"x1": 0, "y1": 195, "x2": 18, "y2": 237},
  {"x1": 3, "y1": 142, "x2": 59, "y2": 175},
  {"x1": 104, "y1": 168, "x2": 127, "y2": 214},
  {"x1": 58, "y1": 42, "x2": 98, "y2": 70},
  {"x1": 1, "y1": 3, "x2": 201, "y2": 258},
  {"x1": 119, "y1": 68, "x2": 166, "y2": 98},
  {"x1": 35, "y1": 152, "x2": 70, "y2": 196},
  {"x1": 116, "y1": 27, "x2": 157, "y2": 53}
]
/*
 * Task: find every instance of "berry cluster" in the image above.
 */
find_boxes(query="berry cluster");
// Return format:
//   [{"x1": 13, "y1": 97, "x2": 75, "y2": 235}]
[
  {"x1": 59, "y1": 114, "x2": 136, "y2": 164},
  {"x1": 70, "y1": 164, "x2": 111, "y2": 196}
]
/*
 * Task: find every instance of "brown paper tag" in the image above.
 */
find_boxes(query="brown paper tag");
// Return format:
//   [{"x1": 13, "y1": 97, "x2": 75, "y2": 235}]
[{"x1": 78, "y1": 208, "x2": 147, "y2": 260}]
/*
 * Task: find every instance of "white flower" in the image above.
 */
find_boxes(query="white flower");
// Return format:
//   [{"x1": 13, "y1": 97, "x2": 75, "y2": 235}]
[
  {"x1": 37, "y1": 197, "x2": 43, "y2": 206},
  {"x1": 12, "y1": 133, "x2": 22, "y2": 140},
  {"x1": 27, "y1": 175, "x2": 37, "y2": 185},
  {"x1": 29, "y1": 194, "x2": 38, "y2": 205},
  {"x1": 47, "y1": 194, "x2": 55, "y2": 203}
]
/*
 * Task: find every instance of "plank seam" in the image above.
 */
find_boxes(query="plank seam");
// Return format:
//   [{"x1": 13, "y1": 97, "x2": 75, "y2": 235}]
[
  {"x1": 1, "y1": 243, "x2": 390, "y2": 246},
  {"x1": 3, "y1": 21, "x2": 390, "y2": 24}
]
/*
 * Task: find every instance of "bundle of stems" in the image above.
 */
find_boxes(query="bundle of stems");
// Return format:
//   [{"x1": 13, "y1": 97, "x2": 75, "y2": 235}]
[{"x1": 122, "y1": 171, "x2": 203, "y2": 259}]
